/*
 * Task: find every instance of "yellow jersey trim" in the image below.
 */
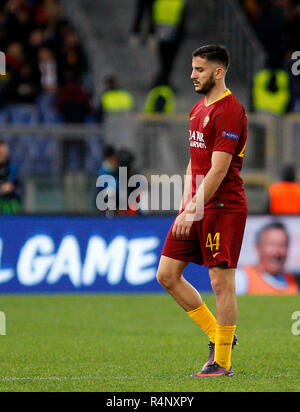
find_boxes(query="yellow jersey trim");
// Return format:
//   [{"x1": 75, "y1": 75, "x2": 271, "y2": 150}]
[{"x1": 205, "y1": 89, "x2": 232, "y2": 107}]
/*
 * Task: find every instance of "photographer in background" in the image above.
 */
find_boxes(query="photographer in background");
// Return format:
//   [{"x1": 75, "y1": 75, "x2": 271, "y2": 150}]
[{"x1": 0, "y1": 140, "x2": 22, "y2": 214}]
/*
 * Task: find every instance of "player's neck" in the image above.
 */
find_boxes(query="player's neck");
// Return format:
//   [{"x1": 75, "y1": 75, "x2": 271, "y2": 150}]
[{"x1": 204, "y1": 83, "x2": 228, "y2": 107}]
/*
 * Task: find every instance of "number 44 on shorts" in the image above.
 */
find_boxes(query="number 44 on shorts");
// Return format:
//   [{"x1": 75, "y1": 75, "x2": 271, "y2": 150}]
[{"x1": 206, "y1": 232, "x2": 221, "y2": 258}]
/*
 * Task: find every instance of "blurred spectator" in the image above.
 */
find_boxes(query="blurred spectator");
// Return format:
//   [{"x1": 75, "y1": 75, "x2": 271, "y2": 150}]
[
  {"x1": 0, "y1": 140, "x2": 22, "y2": 214},
  {"x1": 27, "y1": 28, "x2": 46, "y2": 63},
  {"x1": 99, "y1": 144, "x2": 119, "y2": 178},
  {"x1": 38, "y1": 46, "x2": 58, "y2": 93},
  {"x1": 241, "y1": 0, "x2": 286, "y2": 64},
  {"x1": 144, "y1": 75, "x2": 176, "y2": 114},
  {"x1": 285, "y1": 0, "x2": 300, "y2": 54},
  {"x1": 268, "y1": 165, "x2": 300, "y2": 214},
  {"x1": 236, "y1": 222, "x2": 299, "y2": 295},
  {"x1": 129, "y1": 0, "x2": 155, "y2": 47},
  {"x1": 57, "y1": 28, "x2": 88, "y2": 82},
  {"x1": 96, "y1": 146, "x2": 141, "y2": 216},
  {"x1": 0, "y1": 0, "x2": 90, "y2": 120},
  {"x1": 152, "y1": 0, "x2": 186, "y2": 86},
  {"x1": 2, "y1": 52, "x2": 41, "y2": 104},
  {"x1": 34, "y1": 0, "x2": 61, "y2": 28},
  {"x1": 97, "y1": 144, "x2": 119, "y2": 215},
  {"x1": 57, "y1": 70, "x2": 91, "y2": 122},
  {"x1": 96, "y1": 76, "x2": 135, "y2": 123},
  {"x1": 0, "y1": 8, "x2": 8, "y2": 52},
  {"x1": 57, "y1": 70, "x2": 92, "y2": 172},
  {"x1": 117, "y1": 148, "x2": 140, "y2": 215},
  {"x1": 5, "y1": 41, "x2": 25, "y2": 71},
  {"x1": 252, "y1": 58, "x2": 290, "y2": 115},
  {"x1": 242, "y1": 1, "x2": 300, "y2": 75},
  {"x1": 5, "y1": 0, "x2": 35, "y2": 46}
]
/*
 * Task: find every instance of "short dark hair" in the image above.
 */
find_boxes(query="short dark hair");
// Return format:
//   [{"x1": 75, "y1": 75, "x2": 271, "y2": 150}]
[
  {"x1": 192, "y1": 44, "x2": 230, "y2": 70},
  {"x1": 281, "y1": 164, "x2": 295, "y2": 182},
  {"x1": 256, "y1": 221, "x2": 289, "y2": 246},
  {"x1": 103, "y1": 144, "x2": 116, "y2": 159}
]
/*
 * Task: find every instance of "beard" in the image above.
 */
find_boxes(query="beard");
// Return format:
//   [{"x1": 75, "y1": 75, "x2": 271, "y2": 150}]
[{"x1": 195, "y1": 73, "x2": 216, "y2": 95}]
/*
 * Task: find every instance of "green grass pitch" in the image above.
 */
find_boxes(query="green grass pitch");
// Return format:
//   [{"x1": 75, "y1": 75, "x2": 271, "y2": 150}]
[{"x1": 0, "y1": 293, "x2": 299, "y2": 392}]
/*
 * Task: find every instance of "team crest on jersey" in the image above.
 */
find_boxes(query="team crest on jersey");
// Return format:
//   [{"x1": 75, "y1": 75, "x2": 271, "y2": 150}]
[{"x1": 203, "y1": 115, "x2": 210, "y2": 128}]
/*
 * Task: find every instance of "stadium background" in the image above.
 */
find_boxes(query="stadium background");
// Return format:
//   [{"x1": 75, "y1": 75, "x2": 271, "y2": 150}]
[{"x1": 0, "y1": 0, "x2": 299, "y2": 294}]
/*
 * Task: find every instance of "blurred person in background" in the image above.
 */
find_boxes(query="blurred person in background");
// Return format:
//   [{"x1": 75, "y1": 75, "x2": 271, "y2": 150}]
[
  {"x1": 57, "y1": 70, "x2": 91, "y2": 123},
  {"x1": 268, "y1": 164, "x2": 300, "y2": 214},
  {"x1": 0, "y1": 41, "x2": 25, "y2": 105},
  {"x1": 98, "y1": 144, "x2": 119, "y2": 181},
  {"x1": 96, "y1": 144, "x2": 119, "y2": 216},
  {"x1": 34, "y1": 0, "x2": 61, "y2": 28},
  {"x1": 96, "y1": 146, "x2": 140, "y2": 216},
  {"x1": 96, "y1": 76, "x2": 135, "y2": 123},
  {"x1": 0, "y1": 7, "x2": 7, "y2": 52},
  {"x1": 144, "y1": 74, "x2": 176, "y2": 114},
  {"x1": 117, "y1": 148, "x2": 140, "y2": 216},
  {"x1": 27, "y1": 28, "x2": 46, "y2": 63},
  {"x1": 57, "y1": 27, "x2": 88, "y2": 83},
  {"x1": 241, "y1": 0, "x2": 286, "y2": 64},
  {"x1": 5, "y1": 0, "x2": 34, "y2": 46},
  {"x1": 37, "y1": 46, "x2": 58, "y2": 94},
  {"x1": 152, "y1": 0, "x2": 186, "y2": 86},
  {"x1": 285, "y1": 0, "x2": 300, "y2": 61},
  {"x1": 2, "y1": 57, "x2": 41, "y2": 104},
  {"x1": 252, "y1": 57, "x2": 291, "y2": 115},
  {"x1": 236, "y1": 222, "x2": 299, "y2": 295},
  {"x1": 129, "y1": 0, "x2": 155, "y2": 48},
  {"x1": 57, "y1": 70, "x2": 92, "y2": 172},
  {"x1": 0, "y1": 140, "x2": 21, "y2": 214}
]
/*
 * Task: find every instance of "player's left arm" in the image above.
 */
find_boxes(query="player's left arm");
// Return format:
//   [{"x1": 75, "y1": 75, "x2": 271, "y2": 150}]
[
  {"x1": 172, "y1": 151, "x2": 232, "y2": 239},
  {"x1": 202, "y1": 151, "x2": 232, "y2": 204},
  {"x1": 185, "y1": 151, "x2": 232, "y2": 213}
]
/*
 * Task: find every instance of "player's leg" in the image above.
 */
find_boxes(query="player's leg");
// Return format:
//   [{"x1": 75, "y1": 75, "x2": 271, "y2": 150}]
[
  {"x1": 209, "y1": 264, "x2": 237, "y2": 371},
  {"x1": 157, "y1": 255, "x2": 217, "y2": 343},
  {"x1": 210, "y1": 264, "x2": 237, "y2": 326},
  {"x1": 192, "y1": 264, "x2": 237, "y2": 377},
  {"x1": 192, "y1": 213, "x2": 245, "y2": 377},
  {"x1": 156, "y1": 255, "x2": 202, "y2": 311}
]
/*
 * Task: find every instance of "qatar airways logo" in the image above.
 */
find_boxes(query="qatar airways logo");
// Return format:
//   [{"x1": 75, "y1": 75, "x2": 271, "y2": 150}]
[{"x1": 189, "y1": 130, "x2": 206, "y2": 149}]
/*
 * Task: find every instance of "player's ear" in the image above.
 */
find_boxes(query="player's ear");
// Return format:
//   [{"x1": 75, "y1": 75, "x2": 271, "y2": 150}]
[{"x1": 214, "y1": 66, "x2": 224, "y2": 80}]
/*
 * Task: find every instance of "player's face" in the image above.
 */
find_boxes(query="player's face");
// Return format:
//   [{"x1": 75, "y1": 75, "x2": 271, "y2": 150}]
[
  {"x1": 191, "y1": 56, "x2": 216, "y2": 95},
  {"x1": 257, "y1": 229, "x2": 289, "y2": 275}
]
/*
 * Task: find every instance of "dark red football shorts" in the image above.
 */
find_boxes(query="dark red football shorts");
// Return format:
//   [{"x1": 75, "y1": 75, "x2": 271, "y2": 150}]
[{"x1": 161, "y1": 211, "x2": 247, "y2": 268}]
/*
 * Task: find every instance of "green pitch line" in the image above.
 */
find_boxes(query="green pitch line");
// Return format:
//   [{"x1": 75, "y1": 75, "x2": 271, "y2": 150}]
[{"x1": 0, "y1": 294, "x2": 299, "y2": 392}]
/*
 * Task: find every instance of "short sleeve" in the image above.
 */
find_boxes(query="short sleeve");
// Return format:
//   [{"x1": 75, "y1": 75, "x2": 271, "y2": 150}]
[{"x1": 213, "y1": 105, "x2": 244, "y2": 155}]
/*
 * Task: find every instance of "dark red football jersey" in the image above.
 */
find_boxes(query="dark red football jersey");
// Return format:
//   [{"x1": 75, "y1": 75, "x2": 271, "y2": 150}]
[{"x1": 188, "y1": 89, "x2": 248, "y2": 213}]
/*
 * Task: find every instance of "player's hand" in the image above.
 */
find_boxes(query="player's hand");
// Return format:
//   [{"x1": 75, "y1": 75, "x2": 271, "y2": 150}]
[{"x1": 172, "y1": 210, "x2": 195, "y2": 239}]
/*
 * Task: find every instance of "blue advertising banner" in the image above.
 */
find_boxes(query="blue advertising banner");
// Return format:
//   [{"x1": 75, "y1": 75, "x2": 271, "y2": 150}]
[{"x1": 0, "y1": 216, "x2": 211, "y2": 293}]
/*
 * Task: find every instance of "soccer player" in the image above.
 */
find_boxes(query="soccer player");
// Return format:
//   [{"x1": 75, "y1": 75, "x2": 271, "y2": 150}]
[{"x1": 156, "y1": 45, "x2": 248, "y2": 377}]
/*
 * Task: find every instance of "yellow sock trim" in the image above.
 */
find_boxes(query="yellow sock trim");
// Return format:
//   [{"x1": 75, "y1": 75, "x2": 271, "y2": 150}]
[
  {"x1": 214, "y1": 324, "x2": 236, "y2": 370},
  {"x1": 188, "y1": 303, "x2": 217, "y2": 343}
]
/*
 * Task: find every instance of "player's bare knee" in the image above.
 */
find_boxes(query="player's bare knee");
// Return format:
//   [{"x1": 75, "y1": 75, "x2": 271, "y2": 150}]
[
  {"x1": 210, "y1": 277, "x2": 224, "y2": 296},
  {"x1": 156, "y1": 269, "x2": 178, "y2": 289},
  {"x1": 210, "y1": 276, "x2": 235, "y2": 297}
]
